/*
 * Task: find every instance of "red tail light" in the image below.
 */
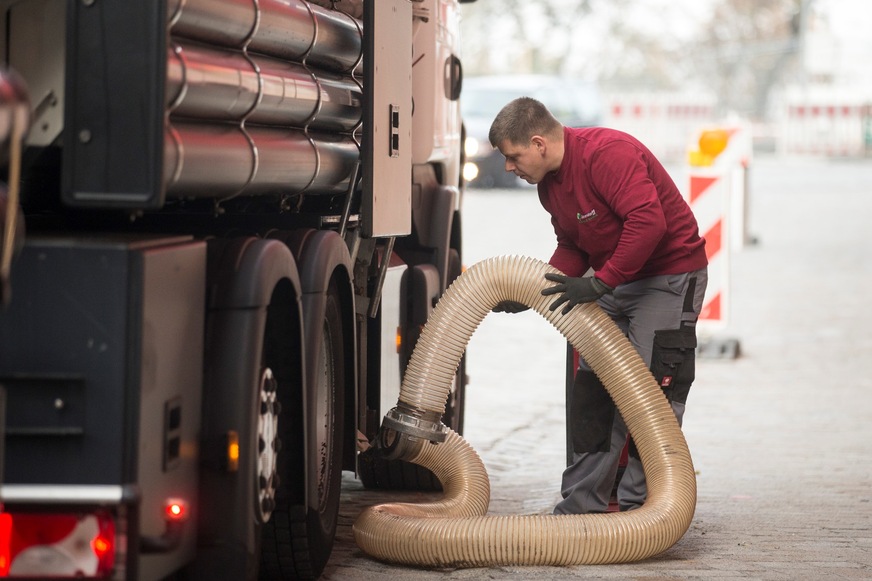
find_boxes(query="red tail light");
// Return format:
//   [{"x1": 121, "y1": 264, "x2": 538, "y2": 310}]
[
  {"x1": 0, "y1": 510, "x2": 116, "y2": 578},
  {"x1": 0, "y1": 513, "x2": 12, "y2": 576},
  {"x1": 164, "y1": 498, "x2": 189, "y2": 522}
]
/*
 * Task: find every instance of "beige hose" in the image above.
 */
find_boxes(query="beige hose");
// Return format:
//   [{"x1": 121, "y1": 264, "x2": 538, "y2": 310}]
[{"x1": 354, "y1": 255, "x2": 696, "y2": 567}]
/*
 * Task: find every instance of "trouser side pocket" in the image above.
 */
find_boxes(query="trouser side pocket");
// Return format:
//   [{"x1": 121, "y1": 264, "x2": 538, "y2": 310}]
[{"x1": 649, "y1": 326, "x2": 697, "y2": 405}]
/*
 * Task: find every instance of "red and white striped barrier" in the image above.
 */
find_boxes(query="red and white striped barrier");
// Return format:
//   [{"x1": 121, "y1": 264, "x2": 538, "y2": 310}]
[
  {"x1": 604, "y1": 93, "x2": 717, "y2": 162},
  {"x1": 782, "y1": 103, "x2": 870, "y2": 156},
  {"x1": 688, "y1": 171, "x2": 728, "y2": 326},
  {"x1": 776, "y1": 87, "x2": 872, "y2": 157},
  {"x1": 685, "y1": 125, "x2": 751, "y2": 330}
]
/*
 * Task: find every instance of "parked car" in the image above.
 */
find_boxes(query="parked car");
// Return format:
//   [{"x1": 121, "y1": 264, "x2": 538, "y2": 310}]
[{"x1": 461, "y1": 74, "x2": 604, "y2": 188}]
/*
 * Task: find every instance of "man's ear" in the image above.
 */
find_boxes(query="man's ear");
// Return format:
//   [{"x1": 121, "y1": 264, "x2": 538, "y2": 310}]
[{"x1": 530, "y1": 135, "x2": 546, "y2": 154}]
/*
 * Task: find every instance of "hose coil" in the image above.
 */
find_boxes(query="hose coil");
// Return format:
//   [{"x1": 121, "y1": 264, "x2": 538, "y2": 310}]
[{"x1": 354, "y1": 255, "x2": 696, "y2": 567}]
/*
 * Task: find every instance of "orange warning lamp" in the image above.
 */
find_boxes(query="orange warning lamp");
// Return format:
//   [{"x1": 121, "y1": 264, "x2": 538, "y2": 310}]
[
  {"x1": 698, "y1": 129, "x2": 730, "y2": 157},
  {"x1": 688, "y1": 128, "x2": 730, "y2": 167}
]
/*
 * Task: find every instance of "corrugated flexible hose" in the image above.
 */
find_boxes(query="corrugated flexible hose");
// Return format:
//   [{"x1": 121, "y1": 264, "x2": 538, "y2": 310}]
[{"x1": 354, "y1": 255, "x2": 696, "y2": 567}]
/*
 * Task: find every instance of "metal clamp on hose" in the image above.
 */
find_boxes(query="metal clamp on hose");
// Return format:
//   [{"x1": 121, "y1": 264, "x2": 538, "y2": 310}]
[{"x1": 377, "y1": 405, "x2": 448, "y2": 461}]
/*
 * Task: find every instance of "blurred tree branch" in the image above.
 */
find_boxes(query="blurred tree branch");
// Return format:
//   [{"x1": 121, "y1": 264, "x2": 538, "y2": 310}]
[
  {"x1": 690, "y1": 0, "x2": 806, "y2": 118},
  {"x1": 460, "y1": 0, "x2": 811, "y2": 120}
]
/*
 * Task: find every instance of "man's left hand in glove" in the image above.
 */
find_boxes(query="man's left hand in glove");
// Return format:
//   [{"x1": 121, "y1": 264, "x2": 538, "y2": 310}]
[{"x1": 541, "y1": 273, "x2": 613, "y2": 314}]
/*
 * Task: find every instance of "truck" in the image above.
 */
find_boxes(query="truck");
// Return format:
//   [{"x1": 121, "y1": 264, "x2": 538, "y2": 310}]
[{"x1": 0, "y1": 0, "x2": 473, "y2": 579}]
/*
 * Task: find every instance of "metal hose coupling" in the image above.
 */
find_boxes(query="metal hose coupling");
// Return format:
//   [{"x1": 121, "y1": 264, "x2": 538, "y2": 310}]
[
  {"x1": 376, "y1": 404, "x2": 448, "y2": 461},
  {"x1": 355, "y1": 255, "x2": 697, "y2": 568}
]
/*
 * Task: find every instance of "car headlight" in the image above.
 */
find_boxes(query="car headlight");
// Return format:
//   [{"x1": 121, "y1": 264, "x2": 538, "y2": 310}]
[
  {"x1": 462, "y1": 162, "x2": 480, "y2": 182},
  {"x1": 464, "y1": 135, "x2": 484, "y2": 158}
]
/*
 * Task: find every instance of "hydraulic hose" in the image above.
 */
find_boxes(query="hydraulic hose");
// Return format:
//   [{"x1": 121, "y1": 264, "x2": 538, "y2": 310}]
[{"x1": 354, "y1": 255, "x2": 696, "y2": 567}]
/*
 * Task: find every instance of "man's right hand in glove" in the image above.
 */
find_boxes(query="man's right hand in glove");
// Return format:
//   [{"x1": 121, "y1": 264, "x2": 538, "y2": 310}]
[{"x1": 492, "y1": 300, "x2": 529, "y2": 314}]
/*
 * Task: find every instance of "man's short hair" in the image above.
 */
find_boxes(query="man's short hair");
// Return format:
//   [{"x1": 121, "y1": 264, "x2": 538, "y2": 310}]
[{"x1": 488, "y1": 97, "x2": 562, "y2": 148}]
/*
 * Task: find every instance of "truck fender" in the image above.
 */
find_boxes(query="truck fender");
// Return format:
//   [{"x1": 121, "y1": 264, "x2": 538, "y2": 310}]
[
  {"x1": 411, "y1": 179, "x2": 458, "y2": 290},
  {"x1": 271, "y1": 228, "x2": 354, "y2": 388},
  {"x1": 207, "y1": 237, "x2": 302, "y2": 309},
  {"x1": 270, "y1": 229, "x2": 356, "y2": 489}
]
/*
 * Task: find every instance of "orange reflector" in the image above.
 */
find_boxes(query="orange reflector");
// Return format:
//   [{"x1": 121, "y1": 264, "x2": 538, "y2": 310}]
[
  {"x1": 395, "y1": 327, "x2": 402, "y2": 353},
  {"x1": 92, "y1": 534, "x2": 111, "y2": 556},
  {"x1": 227, "y1": 430, "x2": 240, "y2": 472},
  {"x1": 164, "y1": 498, "x2": 189, "y2": 522}
]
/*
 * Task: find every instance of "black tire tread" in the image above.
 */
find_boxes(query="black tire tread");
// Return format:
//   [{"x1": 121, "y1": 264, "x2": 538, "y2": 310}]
[{"x1": 357, "y1": 449, "x2": 442, "y2": 492}]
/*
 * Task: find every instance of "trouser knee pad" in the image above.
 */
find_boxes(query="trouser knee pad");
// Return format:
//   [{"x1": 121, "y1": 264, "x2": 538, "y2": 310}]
[{"x1": 567, "y1": 369, "x2": 615, "y2": 460}]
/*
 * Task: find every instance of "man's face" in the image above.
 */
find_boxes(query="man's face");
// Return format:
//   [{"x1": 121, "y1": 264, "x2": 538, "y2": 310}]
[{"x1": 497, "y1": 138, "x2": 548, "y2": 184}]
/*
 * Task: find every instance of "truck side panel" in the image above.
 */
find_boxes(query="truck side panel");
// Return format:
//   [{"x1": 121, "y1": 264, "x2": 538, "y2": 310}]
[{"x1": 0, "y1": 235, "x2": 206, "y2": 577}]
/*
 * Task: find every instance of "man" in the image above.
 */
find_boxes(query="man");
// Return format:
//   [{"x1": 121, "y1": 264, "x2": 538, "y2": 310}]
[{"x1": 489, "y1": 97, "x2": 708, "y2": 514}]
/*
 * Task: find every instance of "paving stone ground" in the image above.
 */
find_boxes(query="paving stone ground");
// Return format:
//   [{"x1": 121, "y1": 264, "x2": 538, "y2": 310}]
[{"x1": 322, "y1": 156, "x2": 872, "y2": 580}]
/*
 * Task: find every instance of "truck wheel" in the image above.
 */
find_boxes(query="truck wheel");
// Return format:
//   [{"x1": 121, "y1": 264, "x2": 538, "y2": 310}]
[
  {"x1": 257, "y1": 367, "x2": 281, "y2": 526},
  {"x1": 261, "y1": 279, "x2": 345, "y2": 580}
]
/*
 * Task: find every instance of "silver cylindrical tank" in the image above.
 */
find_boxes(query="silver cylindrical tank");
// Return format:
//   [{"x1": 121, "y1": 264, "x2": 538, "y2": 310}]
[
  {"x1": 163, "y1": 0, "x2": 362, "y2": 200},
  {"x1": 164, "y1": 122, "x2": 358, "y2": 197},
  {"x1": 168, "y1": 0, "x2": 361, "y2": 74},
  {"x1": 166, "y1": 42, "x2": 361, "y2": 132}
]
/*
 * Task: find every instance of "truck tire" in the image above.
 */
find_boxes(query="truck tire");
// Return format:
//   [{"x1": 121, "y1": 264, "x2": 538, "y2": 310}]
[
  {"x1": 192, "y1": 239, "x2": 305, "y2": 581},
  {"x1": 358, "y1": 453, "x2": 440, "y2": 491},
  {"x1": 261, "y1": 279, "x2": 345, "y2": 580}
]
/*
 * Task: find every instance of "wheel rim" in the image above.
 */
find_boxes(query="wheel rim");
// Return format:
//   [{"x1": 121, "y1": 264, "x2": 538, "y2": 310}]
[
  {"x1": 315, "y1": 323, "x2": 336, "y2": 512},
  {"x1": 257, "y1": 367, "x2": 279, "y2": 522}
]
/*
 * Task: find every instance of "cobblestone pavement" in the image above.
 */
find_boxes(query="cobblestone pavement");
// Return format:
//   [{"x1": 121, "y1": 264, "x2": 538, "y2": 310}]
[{"x1": 322, "y1": 157, "x2": 872, "y2": 580}]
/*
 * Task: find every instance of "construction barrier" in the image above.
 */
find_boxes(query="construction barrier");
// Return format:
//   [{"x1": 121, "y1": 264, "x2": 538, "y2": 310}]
[
  {"x1": 604, "y1": 87, "x2": 872, "y2": 161},
  {"x1": 686, "y1": 124, "x2": 751, "y2": 333},
  {"x1": 604, "y1": 92, "x2": 717, "y2": 162},
  {"x1": 776, "y1": 87, "x2": 872, "y2": 157}
]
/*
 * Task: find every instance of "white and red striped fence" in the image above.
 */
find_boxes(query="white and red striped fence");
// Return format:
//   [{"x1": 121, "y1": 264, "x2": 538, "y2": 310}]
[
  {"x1": 604, "y1": 88, "x2": 872, "y2": 160},
  {"x1": 603, "y1": 92, "x2": 717, "y2": 162},
  {"x1": 778, "y1": 98, "x2": 871, "y2": 157}
]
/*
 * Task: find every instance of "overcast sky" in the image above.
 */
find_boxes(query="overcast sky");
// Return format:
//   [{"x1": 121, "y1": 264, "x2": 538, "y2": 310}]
[
  {"x1": 817, "y1": 0, "x2": 872, "y2": 39},
  {"x1": 810, "y1": 0, "x2": 872, "y2": 85}
]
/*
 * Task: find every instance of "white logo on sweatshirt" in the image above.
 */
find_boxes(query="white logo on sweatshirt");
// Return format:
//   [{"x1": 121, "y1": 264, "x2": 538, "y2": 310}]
[{"x1": 577, "y1": 209, "x2": 597, "y2": 223}]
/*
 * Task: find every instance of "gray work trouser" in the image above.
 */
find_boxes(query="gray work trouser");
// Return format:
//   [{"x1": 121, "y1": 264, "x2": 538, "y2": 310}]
[{"x1": 554, "y1": 268, "x2": 708, "y2": 515}]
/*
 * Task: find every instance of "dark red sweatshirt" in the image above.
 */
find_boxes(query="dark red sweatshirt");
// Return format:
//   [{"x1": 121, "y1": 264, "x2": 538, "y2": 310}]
[{"x1": 538, "y1": 127, "x2": 708, "y2": 288}]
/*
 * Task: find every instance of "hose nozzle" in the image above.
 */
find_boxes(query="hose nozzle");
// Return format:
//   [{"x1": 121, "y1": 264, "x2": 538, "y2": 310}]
[{"x1": 376, "y1": 405, "x2": 447, "y2": 461}]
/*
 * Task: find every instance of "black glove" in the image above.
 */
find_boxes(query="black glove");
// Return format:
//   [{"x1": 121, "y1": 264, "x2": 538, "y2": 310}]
[
  {"x1": 541, "y1": 273, "x2": 612, "y2": 314},
  {"x1": 492, "y1": 300, "x2": 529, "y2": 314}
]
